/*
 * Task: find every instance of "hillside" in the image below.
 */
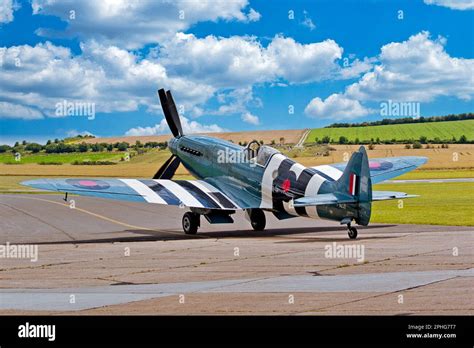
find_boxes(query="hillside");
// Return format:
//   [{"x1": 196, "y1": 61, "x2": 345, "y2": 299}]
[
  {"x1": 81, "y1": 129, "x2": 306, "y2": 145},
  {"x1": 307, "y1": 119, "x2": 474, "y2": 144}
]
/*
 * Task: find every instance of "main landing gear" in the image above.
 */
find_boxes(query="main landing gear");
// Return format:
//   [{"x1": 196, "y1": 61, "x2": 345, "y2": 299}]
[
  {"x1": 347, "y1": 223, "x2": 358, "y2": 239},
  {"x1": 182, "y1": 212, "x2": 200, "y2": 235},
  {"x1": 247, "y1": 209, "x2": 266, "y2": 231}
]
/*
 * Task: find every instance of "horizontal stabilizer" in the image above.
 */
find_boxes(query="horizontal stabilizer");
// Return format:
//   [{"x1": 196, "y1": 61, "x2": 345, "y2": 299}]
[
  {"x1": 372, "y1": 191, "x2": 418, "y2": 201},
  {"x1": 293, "y1": 193, "x2": 356, "y2": 207},
  {"x1": 291, "y1": 190, "x2": 417, "y2": 207}
]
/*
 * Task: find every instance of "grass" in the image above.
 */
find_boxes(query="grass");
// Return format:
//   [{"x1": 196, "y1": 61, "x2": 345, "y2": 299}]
[
  {"x1": 396, "y1": 169, "x2": 474, "y2": 180},
  {"x1": 0, "y1": 152, "x2": 124, "y2": 164},
  {"x1": 0, "y1": 149, "x2": 185, "y2": 177},
  {"x1": 307, "y1": 119, "x2": 474, "y2": 143},
  {"x1": 372, "y1": 182, "x2": 474, "y2": 226}
]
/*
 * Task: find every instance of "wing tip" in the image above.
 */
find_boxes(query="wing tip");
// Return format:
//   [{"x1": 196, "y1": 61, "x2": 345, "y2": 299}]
[
  {"x1": 398, "y1": 156, "x2": 428, "y2": 167},
  {"x1": 20, "y1": 179, "x2": 56, "y2": 191}
]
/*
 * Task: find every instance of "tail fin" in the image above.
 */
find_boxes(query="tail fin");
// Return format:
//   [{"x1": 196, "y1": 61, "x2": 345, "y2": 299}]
[{"x1": 336, "y1": 146, "x2": 372, "y2": 225}]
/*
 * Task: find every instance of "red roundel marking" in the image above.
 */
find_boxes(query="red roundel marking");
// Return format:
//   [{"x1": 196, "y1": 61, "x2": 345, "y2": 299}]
[
  {"x1": 369, "y1": 160, "x2": 393, "y2": 171},
  {"x1": 78, "y1": 180, "x2": 100, "y2": 187},
  {"x1": 66, "y1": 178, "x2": 110, "y2": 190},
  {"x1": 369, "y1": 161, "x2": 381, "y2": 169},
  {"x1": 282, "y1": 178, "x2": 291, "y2": 193}
]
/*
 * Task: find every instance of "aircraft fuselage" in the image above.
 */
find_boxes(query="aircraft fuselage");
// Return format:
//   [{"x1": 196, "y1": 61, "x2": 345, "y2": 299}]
[{"x1": 169, "y1": 135, "x2": 358, "y2": 223}]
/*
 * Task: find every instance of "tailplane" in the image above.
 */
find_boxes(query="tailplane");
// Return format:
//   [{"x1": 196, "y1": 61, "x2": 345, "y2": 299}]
[{"x1": 292, "y1": 146, "x2": 419, "y2": 231}]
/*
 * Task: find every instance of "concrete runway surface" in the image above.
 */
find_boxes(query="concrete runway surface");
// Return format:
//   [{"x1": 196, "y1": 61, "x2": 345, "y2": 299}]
[{"x1": 0, "y1": 194, "x2": 472, "y2": 315}]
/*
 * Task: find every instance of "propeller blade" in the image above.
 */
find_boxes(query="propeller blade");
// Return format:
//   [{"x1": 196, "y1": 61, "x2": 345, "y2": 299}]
[
  {"x1": 153, "y1": 155, "x2": 181, "y2": 179},
  {"x1": 166, "y1": 90, "x2": 183, "y2": 136},
  {"x1": 158, "y1": 89, "x2": 180, "y2": 137}
]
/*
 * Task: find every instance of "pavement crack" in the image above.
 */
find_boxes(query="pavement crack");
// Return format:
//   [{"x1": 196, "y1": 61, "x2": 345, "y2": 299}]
[
  {"x1": 294, "y1": 275, "x2": 462, "y2": 315},
  {"x1": 0, "y1": 202, "x2": 76, "y2": 241}
]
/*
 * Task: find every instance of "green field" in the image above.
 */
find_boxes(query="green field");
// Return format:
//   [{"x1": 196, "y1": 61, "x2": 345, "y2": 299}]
[
  {"x1": 372, "y1": 182, "x2": 474, "y2": 226},
  {"x1": 397, "y1": 169, "x2": 474, "y2": 180},
  {"x1": 307, "y1": 119, "x2": 474, "y2": 143},
  {"x1": 0, "y1": 152, "x2": 124, "y2": 164}
]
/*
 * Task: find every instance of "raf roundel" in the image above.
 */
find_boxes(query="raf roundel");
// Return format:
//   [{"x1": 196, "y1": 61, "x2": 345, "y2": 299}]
[
  {"x1": 368, "y1": 160, "x2": 394, "y2": 171},
  {"x1": 66, "y1": 179, "x2": 111, "y2": 190}
]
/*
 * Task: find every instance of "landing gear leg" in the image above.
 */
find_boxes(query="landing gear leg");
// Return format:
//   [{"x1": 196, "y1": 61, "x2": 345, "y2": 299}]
[
  {"x1": 347, "y1": 223, "x2": 358, "y2": 239},
  {"x1": 182, "y1": 212, "x2": 200, "y2": 235}
]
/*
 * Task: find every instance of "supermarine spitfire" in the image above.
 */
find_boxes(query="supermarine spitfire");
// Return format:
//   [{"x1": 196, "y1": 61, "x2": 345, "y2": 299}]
[{"x1": 22, "y1": 89, "x2": 428, "y2": 239}]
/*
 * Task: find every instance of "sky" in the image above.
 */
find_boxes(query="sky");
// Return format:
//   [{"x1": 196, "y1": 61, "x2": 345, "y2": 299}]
[{"x1": 0, "y1": 0, "x2": 473, "y2": 145}]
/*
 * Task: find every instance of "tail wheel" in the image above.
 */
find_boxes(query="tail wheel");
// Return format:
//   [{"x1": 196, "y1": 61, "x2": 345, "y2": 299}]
[
  {"x1": 182, "y1": 212, "x2": 200, "y2": 235},
  {"x1": 348, "y1": 226, "x2": 358, "y2": 239},
  {"x1": 249, "y1": 209, "x2": 266, "y2": 231}
]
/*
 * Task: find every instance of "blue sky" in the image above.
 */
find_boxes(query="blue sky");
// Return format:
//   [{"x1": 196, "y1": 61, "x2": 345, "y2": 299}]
[{"x1": 0, "y1": 0, "x2": 473, "y2": 144}]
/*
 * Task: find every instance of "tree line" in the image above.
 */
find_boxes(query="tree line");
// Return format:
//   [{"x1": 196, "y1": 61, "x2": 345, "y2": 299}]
[
  {"x1": 327, "y1": 113, "x2": 473, "y2": 128},
  {"x1": 0, "y1": 139, "x2": 167, "y2": 154},
  {"x1": 314, "y1": 135, "x2": 471, "y2": 145}
]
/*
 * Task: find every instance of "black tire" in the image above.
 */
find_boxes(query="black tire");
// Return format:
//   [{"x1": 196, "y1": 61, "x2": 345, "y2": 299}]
[
  {"x1": 182, "y1": 212, "x2": 199, "y2": 235},
  {"x1": 250, "y1": 209, "x2": 266, "y2": 231},
  {"x1": 348, "y1": 226, "x2": 358, "y2": 239}
]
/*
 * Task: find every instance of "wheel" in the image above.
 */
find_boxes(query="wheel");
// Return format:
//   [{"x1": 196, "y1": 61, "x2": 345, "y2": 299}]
[
  {"x1": 348, "y1": 226, "x2": 358, "y2": 239},
  {"x1": 249, "y1": 209, "x2": 266, "y2": 231},
  {"x1": 182, "y1": 212, "x2": 199, "y2": 235}
]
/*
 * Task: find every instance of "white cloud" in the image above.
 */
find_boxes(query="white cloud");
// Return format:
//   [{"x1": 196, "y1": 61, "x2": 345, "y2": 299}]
[
  {"x1": 424, "y1": 0, "x2": 474, "y2": 10},
  {"x1": 160, "y1": 33, "x2": 343, "y2": 87},
  {"x1": 0, "y1": 0, "x2": 17, "y2": 24},
  {"x1": 125, "y1": 116, "x2": 225, "y2": 136},
  {"x1": 247, "y1": 8, "x2": 261, "y2": 22},
  {"x1": 304, "y1": 94, "x2": 372, "y2": 120},
  {"x1": 0, "y1": 33, "x2": 359, "y2": 126},
  {"x1": 338, "y1": 57, "x2": 375, "y2": 79},
  {"x1": 213, "y1": 87, "x2": 262, "y2": 115},
  {"x1": 241, "y1": 111, "x2": 260, "y2": 125},
  {"x1": 0, "y1": 102, "x2": 43, "y2": 119},
  {"x1": 159, "y1": 33, "x2": 276, "y2": 88},
  {"x1": 0, "y1": 41, "x2": 215, "y2": 118},
  {"x1": 267, "y1": 36, "x2": 342, "y2": 83},
  {"x1": 346, "y1": 31, "x2": 474, "y2": 102},
  {"x1": 301, "y1": 10, "x2": 316, "y2": 31},
  {"x1": 65, "y1": 129, "x2": 94, "y2": 138},
  {"x1": 304, "y1": 31, "x2": 473, "y2": 120},
  {"x1": 32, "y1": 0, "x2": 260, "y2": 49}
]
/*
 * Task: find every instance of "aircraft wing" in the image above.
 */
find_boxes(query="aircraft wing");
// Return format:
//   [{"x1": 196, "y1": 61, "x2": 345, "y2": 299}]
[
  {"x1": 21, "y1": 178, "x2": 246, "y2": 210},
  {"x1": 313, "y1": 156, "x2": 428, "y2": 184}
]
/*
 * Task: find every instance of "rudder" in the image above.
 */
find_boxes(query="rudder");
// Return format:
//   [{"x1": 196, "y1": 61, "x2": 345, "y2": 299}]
[{"x1": 335, "y1": 146, "x2": 372, "y2": 225}]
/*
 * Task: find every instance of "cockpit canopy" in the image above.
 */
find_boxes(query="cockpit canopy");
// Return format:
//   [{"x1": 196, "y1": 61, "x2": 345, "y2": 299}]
[{"x1": 244, "y1": 140, "x2": 280, "y2": 167}]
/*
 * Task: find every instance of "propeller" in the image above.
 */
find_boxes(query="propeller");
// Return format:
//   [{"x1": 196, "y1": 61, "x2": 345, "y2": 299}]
[
  {"x1": 153, "y1": 89, "x2": 183, "y2": 179},
  {"x1": 153, "y1": 154, "x2": 181, "y2": 179},
  {"x1": 158, "y1": 88, "x2": 183, "y2": 137}
]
